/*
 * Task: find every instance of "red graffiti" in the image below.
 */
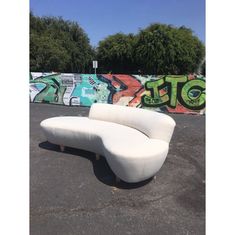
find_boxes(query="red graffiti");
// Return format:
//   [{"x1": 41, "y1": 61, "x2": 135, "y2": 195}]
[{"x1": 103, "y1": 74, "x2": 142, "y2": 104}]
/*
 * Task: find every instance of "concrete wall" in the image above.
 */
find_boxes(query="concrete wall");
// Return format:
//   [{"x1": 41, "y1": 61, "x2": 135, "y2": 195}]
[{"x1": 30, "y1": 73, "x2": 205, "y2": 114}]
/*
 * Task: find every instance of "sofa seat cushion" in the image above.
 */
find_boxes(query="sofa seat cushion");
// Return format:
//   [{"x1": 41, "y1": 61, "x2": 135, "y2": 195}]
[{"x1": 41, "y1": 116, "x2": 150, "y2": 154}]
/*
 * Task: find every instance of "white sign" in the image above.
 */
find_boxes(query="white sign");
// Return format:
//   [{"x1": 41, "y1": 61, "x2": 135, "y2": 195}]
[{"x1": 93, "y1": 61, "x2": 98, "y2": 68}]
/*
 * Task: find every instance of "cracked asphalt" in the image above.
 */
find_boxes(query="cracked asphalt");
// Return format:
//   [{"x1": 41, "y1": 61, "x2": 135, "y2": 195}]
[{"x1": 30, "y1": 103, "x2": 205, "y2": 235}]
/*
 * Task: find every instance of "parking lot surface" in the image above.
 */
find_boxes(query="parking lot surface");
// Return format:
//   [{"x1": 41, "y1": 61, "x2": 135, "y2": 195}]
[{"x1": 30, "y1": 103, "x2": 205, "y2": 235}]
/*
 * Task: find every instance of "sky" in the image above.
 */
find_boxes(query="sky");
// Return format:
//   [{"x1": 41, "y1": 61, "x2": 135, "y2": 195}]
[{"x1": 30, "y1": 0, "x2": 205, "y2": 47}]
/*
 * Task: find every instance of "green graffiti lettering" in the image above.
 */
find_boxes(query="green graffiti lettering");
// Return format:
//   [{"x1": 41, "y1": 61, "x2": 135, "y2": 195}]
[
  {"x1": 145, "y1": 79, "x2": 164, "y2": 98},
  {"x1": 180, "y1": 79, "x2": 206, "y2": 110},
  {"x1": 165, "y1": 76, "x2": 187, "y2": 108},
  {"x1": 142, "y1": 78, "x2": 169, "y2": 107}
]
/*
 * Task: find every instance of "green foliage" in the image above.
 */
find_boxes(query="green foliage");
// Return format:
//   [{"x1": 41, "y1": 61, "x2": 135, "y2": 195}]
[
  {"x1": 201, "y1": 60, "x2": 206, "y2": 76},
  {"x1": 30, "y1": 12, "x2": 95, "y2": 73},
  {"x1": 30, "y1": 12, "x2": 205, "y2": 75},
  {"x1": 97, "y1": 23, "x2": 205, "y2": 74},
  {"x1": 96, "y1": 33, "x2": 136, "y2": 73}
]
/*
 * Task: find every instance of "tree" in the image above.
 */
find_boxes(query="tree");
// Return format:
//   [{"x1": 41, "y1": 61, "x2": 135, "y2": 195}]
[
  {"x1": 96, "y1": 33, "x2": 137, "y2": 73},
  {"x1": 97, "y1": 23, "x2": 205, "y2": 74},
  {"x1": 134, "y1": 24, "x2": 205, "y2": 74},
  {"x1": 30, "y1": 34, "x2": 70, "y2": 72},
  {"x1": 30, "y1": 12, "x2": 95, "y2": 73}
]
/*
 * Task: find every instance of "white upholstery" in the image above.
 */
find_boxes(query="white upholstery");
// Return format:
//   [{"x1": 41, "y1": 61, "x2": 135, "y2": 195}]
[
  {"x1": 40, "y1": 103, "x2": 176, "y2": 183},
  {"x1": 89, "y1": 103, "x2": 175, "y2": 143}
]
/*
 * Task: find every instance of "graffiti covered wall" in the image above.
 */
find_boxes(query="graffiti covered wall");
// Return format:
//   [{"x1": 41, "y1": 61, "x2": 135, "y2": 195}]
[{"x1": 30, "y1": 73, "x2": 206, "y2": 114}]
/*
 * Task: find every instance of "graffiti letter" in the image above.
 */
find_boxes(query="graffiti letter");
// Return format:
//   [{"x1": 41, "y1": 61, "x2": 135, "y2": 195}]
[
  {"x1": 165, "y1": 76, "x2": 188, "y2": 108},
  {"x1": 142, "y1": 78, "x2": 169, "y2": 107},
  {"x1": 180, "y1": 79, "x2": 206, "y2": 110}
]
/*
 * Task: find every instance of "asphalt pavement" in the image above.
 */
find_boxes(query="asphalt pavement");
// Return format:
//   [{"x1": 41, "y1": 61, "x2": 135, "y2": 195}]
[{"x1": 30, "y1": 103, "x2": 205, "y2": 235}]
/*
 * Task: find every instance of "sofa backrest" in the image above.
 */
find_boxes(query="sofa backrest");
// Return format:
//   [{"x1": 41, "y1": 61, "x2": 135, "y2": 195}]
[{"x1": 88, "y1": 103, "x2": 176, "y2": 143}]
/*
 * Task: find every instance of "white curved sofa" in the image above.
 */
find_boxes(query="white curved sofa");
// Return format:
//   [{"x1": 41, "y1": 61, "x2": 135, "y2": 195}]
[{"x1": 40, "y1": 103, "x2": 176, "y2": 183}]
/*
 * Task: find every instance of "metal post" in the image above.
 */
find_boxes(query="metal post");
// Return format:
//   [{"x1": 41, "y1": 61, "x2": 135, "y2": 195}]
[{"x1": 93, "y1": 60, "x2": 98, "y2": 75}]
